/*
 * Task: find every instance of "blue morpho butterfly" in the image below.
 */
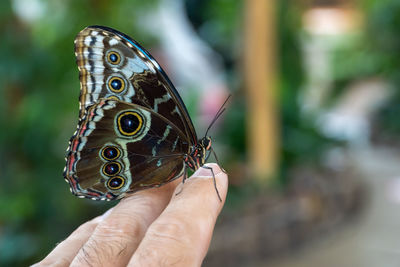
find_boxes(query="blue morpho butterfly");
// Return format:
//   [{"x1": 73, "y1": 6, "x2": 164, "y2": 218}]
[{"x1": 64, "y1": 26, "x2": 228, "y2": 201}]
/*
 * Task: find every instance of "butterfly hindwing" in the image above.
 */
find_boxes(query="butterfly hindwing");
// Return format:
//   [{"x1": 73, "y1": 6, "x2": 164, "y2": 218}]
[{"x1": 65, "y1": 99, "x2": 189, "y2": 200}]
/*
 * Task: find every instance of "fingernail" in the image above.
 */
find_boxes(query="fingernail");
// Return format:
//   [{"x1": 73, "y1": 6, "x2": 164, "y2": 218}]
[{"x1": 193, "y1": 164, "x2": 223, "y2": 178}]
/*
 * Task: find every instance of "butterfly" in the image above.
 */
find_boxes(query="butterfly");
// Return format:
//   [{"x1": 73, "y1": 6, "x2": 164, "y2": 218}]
[{"x1": 64, "y1": 25, "x2": 226, "y2": 201}]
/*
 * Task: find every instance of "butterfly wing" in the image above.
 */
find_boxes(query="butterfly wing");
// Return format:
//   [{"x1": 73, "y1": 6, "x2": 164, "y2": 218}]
[
  {"x1": 65, "y1": 99, "x2": 190, "y2": 200},
  {"x1": 75, "y1": 25, "x2": 197, "y2": 143}
]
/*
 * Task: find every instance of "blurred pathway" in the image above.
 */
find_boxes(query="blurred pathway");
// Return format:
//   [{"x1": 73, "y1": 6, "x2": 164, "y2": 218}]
[{"x1": 263, "y1": 146, "x2": 400, "y2": 267}]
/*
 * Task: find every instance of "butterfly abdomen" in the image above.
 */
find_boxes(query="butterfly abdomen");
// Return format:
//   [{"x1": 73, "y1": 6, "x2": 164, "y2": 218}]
[{"x1": 184, "y1": 137, "x2": 212, "y2": 171}]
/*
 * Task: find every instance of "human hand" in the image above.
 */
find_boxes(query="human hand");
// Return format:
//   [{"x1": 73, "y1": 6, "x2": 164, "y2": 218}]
[{"x1": 34, "y1": 163, "x2": 228, "y2": 267}]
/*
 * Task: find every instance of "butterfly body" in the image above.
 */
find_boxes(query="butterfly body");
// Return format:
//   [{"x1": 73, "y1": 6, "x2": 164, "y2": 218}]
[
  {"x1": 184, "y1": 136, "x2": 212, "y2": 170},
  {"x1": 64, "y1": 26, "x2": 214, "y2": 201}
]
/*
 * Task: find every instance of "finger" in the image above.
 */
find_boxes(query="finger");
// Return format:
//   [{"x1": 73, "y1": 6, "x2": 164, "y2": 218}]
[
  {"x1": 33, "y1": 213, "x2": 105, "y2": 267},
  {"x1": 129, "y1": 163, "x2": 228, "y2": 267},
  {"x1": 70, "y1": 179, "x2": 180, "y2": 267}
]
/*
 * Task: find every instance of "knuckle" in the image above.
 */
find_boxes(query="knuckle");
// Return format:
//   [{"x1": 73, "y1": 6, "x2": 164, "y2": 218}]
[
  {"x1": 149, "y1": 218, "x2": 189, "y2": 245},
  {"x1": 95, "y1": 212, "x2": 145, "y2": 239},
  {"x1": 76, "y1": 239, "x2": 128, "y2": 264}
]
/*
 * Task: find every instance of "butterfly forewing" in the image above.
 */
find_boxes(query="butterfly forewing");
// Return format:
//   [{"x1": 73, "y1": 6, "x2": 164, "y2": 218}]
[{"x1": 74, "y1": 26, "x2": 197, "y2": 143}]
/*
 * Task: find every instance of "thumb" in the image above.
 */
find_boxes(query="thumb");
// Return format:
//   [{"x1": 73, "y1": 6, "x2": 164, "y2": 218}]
[{"x1": 128, "y1": 163, "x2": 228, "y2": 267}]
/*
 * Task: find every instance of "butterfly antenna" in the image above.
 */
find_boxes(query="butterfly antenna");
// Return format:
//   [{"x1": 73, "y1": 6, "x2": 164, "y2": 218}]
[{"x1": 205, "y1": 94, "x2": 231, "y2": 137}]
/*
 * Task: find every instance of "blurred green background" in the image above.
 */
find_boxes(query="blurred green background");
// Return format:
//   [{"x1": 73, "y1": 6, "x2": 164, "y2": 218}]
[{"x1": 1, "y1": 0, "x2": 400, "y2": 266}]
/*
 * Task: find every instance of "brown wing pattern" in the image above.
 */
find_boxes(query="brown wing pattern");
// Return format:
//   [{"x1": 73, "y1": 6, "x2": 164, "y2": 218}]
[
  {"x1": 64, "y1": 99, "x2": 189, "y2": 200},
  {"x1": 74, "y1": 26, "x2": 197, "y2": 143}
]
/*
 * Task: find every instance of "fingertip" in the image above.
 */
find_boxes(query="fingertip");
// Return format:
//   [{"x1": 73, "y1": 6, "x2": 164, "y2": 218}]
[
  {"x1": 187, "y1": 163, "x2": 228, "y2": 203},
  {"x1": 172, "y1": 163, "x2": 228, "y2": 209}
]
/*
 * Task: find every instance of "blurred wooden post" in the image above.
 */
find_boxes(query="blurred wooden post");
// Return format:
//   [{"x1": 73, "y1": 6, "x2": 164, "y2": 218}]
[{"x1": 244, "y1": 0, "x2": 279, "y2": 180}]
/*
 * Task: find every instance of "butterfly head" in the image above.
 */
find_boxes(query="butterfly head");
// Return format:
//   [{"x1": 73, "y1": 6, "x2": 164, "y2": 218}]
[{"x1": 200, "y1": 136, "x2": 212, "y2": 151}]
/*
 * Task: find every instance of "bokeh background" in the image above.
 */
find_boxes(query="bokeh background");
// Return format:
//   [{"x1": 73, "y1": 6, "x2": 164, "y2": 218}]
[{"x1": 1, "y1": 0, "x2": 400, "y2": 266}]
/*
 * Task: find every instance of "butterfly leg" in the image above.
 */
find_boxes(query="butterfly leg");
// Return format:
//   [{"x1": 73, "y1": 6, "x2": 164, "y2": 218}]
[
  {"x1": 182, "y1": 164, "x2": 188, "y2": 184},
  {"x1": 200, "y1": 165, "x2": 222, "y2": 202},
  {"x1": 175, "y1": 164, "x2": 188, "y2": 197},
  {"x1": 210, "y1": 148, "x2": 227, "y2": 174}
]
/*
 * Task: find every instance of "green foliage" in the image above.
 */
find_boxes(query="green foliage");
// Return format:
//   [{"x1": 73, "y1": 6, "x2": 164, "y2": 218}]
[
  {"x1": 277, "y1": 0, "x2": 341, "y2": 181},
  {"x1": 326, "y1": 0, "x2": 400, "y2": 138},
  {"x1": 185, "y1": 0, "x2": 245, "y2": 159},
  {"x1": 362, "y1": 0, "x2": 400, "y2": 136}
]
